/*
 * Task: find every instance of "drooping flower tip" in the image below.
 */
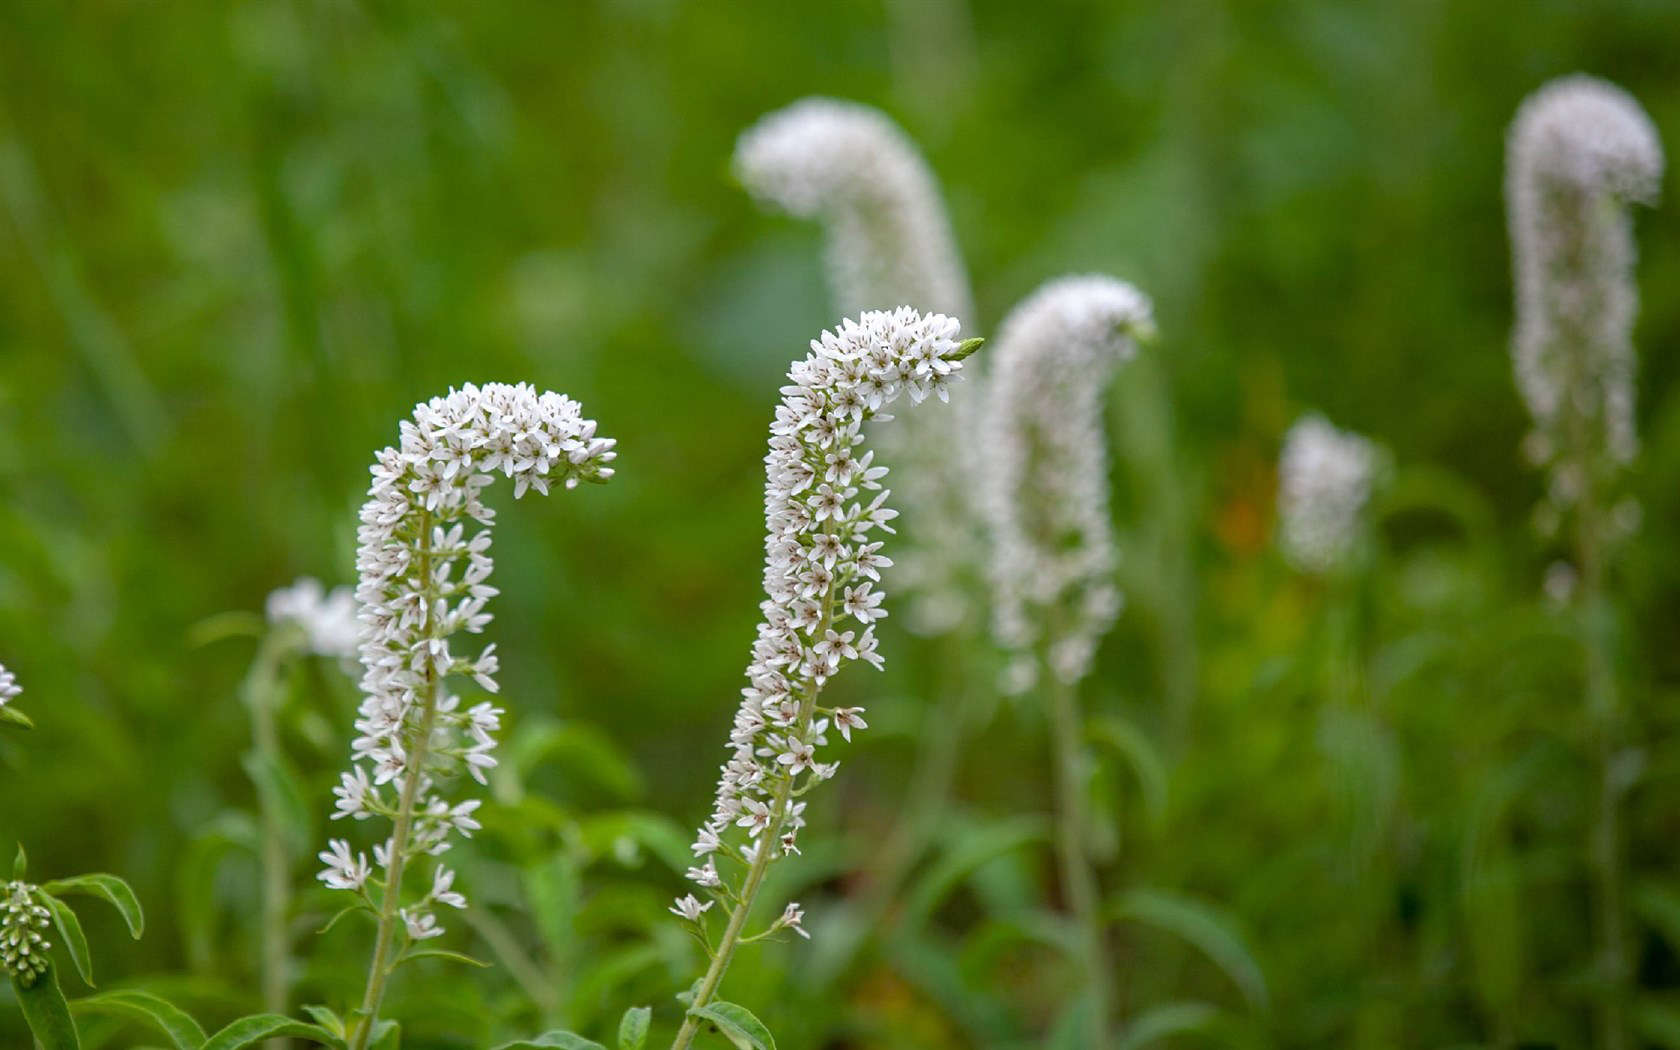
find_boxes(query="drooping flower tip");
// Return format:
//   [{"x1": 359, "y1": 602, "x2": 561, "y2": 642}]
[
  {"x1": 267, "y1": 577, "x2": 359, "y2": 660},
  {"x1": 320, "y1": 381, "x2": 614, "y2": 938},
  {"x1": 984, "y1": 275, "x2": 1154, "y2": 692},
  {"x1": 1277, "y1": 415, "x2": 1381, "y2": 574},
  {"x1": 1509, "y1": 75, "x2": 1664, "y2": 205}
]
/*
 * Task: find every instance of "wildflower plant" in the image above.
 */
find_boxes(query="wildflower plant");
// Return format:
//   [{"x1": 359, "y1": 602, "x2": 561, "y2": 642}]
[
  {"x1": 317, "y1": 382, "x2": 616, "y2": 1049},
  {"x1": 667, "y1": 307, "x2": 979, "y2": 1050},
  {"x1": 981, "y1": 274, "x2": 1154, "y2": 1048},
  {"x1": 1506, "y1": 74, "x2": 1663, "y2": 1050},
  {"x1": 735, "y1": 98, "x2": 981, "y2": 635}
]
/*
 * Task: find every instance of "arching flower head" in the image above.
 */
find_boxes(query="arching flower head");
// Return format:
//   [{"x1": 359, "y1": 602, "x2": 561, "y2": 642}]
[{"x1": 983, "y1": 275, "x2": 1154, "y2": 692}]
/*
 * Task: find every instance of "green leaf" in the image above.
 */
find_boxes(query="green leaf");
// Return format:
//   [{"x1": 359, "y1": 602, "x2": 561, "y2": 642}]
[
  {"x1": 300, "y1": 1005, "x2": 347, "y2": 1037},
  {"x1": 1088, "y1": 715, "x2": 1170, "y2": 828},
  {"x1": 689, "y1": 1002, "x2": 776, "y2": 1050},
  {"x1": 394, "y1": 948, "x2": 491, "y2": 970},
  {"x1": 201, "y1": 1013, "x2": 346, "y2": 1050},
  {"x1": 42, "y1": 873, "x2": 145, "y2": 939},
  {"x1": 503, "y1": 721, "x2": 644, "y2": 803},
  {"x1": 1636, "y1": 884, "x2": 1680, "y2": 953},
  {"x1": 903, "y1": 816, "x2": 1050, "y2": 929},
  {"x1": 1117, "y1": 1001, "x2": 1223, "y2": 1050},
  {"x1": 617, "y1": 1005, "x2": 651, "y2": 1050},
  {"x1": 176, "y1": 813, "x2": 258, "y2": 971},
  {"x1": 492, "y1": 1033, "x2": 607, "y2": 1050},
  {"x1": 241, "y1": 749, "x2": 314, "y2": 857},
  {"x1": 41, "y1": 892, "x2": 95, "y2": 987},
  {"x1": 71, "y1": 989, "x2": 207, "y2": 1050},
  {"x1": 14, "y1": 965, "x2": 83, "y2": 1050},
  {"x1": 0, "y1": 703, "x2": 35, "y2": 728},
  {"x1": 368, "y1": 1019, "x2": 401, "y2": 1050},
  {"x1": 13, "y1": 842, "x2": 26, "y2": 880},
  {"x1": 1111, "y1": 888, "x2": 1269, "y2": 1010}
]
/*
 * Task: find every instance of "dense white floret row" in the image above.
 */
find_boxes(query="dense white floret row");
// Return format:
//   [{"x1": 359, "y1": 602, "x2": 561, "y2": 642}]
[
  {"x1": 1278, "y1": 415, "x2": 1380, "y2": 574},
  {"x1": 1507, "y1": 75, "x2": 1663, "y2": 499},
  {"x1": 736, "y1": 99, "x2": 983, "y2": 635},
  {"x1": 318, "y1": 382, "x2": 615, "y2": 940},
  {"x1": 678, "y1": 308, "x2": 968, "y2": 932},
  {"x1": 983, "y1": 276, "x2": 1152, "y2": 692}
]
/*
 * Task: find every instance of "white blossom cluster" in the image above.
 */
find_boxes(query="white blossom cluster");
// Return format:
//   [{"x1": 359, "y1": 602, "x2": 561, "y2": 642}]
[
  {"x1": 983, "y1": 276, "x2": 1153, "y2": 693},
  {"x1": 1277, "y1": 415, "x2": 1381, "y2": 575},
  {"x1": 1507, "y1": 75, "x2": 1663, "y2": 509},
  {"x1": 0, "y1": 664, "x2": 18, "y2": 709},
  {"x1": 318, "y1": 382, "x2": 615, "y2": 941},
  {"x1": 677, "y1": 308, "x2": 972, "y2": 934},
  {"x1": 0, "y1": 881, "x2": 51, "y2": 986},
  {"x1": 735, "y1": 99, "x2": 983, "y2": 635},
  {"x1": 266, "y1": 577, "x2": 359, "y2": 660}
]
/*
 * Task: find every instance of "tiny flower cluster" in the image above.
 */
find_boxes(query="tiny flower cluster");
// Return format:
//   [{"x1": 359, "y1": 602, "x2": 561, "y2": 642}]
[
  {"x1": 736, "y1": 99, "x2": 984, "y2": 636},
  {"x1": 320, "y1": 382, "x2": 615, "y2": 939},
  {"x1": 0, "y1": 664, "x2": 18, "y2": 708},
  {"x1": 0, "y1": 881, "x2": 51, "y2": 986},
  {"x1": 267, "y1": 577, "x2": 359, "y2": 661},
  {"x1": 1507, "y1": 75, "x2": 1663, "y2": 508},
  {"x1": 983, "y1": 276, "x2": 1153, "y2": 692},
  {"x1": 1277, "y1": 415, "x2": 1381, "y2": 575},
  {"x1": 677, "y1": 308, "x2": 971, "y2": 929}
]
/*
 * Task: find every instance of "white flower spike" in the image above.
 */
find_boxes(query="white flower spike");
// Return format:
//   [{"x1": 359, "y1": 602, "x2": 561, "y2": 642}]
[
  {"x1": 983, "y1": 275, "x2": 1154, "y2": 692},
  {"x1": 1277, "y1": 415, "x2": 1381, "y2": 575}
]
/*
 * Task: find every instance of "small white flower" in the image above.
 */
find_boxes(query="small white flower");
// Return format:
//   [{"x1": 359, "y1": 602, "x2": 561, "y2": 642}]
[
  {"x1": 0, "y1": 664, "x2": 20, "y2": 708},
  {"x1": 669, "y1": 894, "x2": 714, "y2": 922},
  {"x1": 685, "y1": 860, "x2": 722, "y2": 888},
  {"x1": 778, "y1": 901, "x2": 811, "y2": 940},
  {"x1": 266, "y1": 578, "x2": 359, "y2": 660},
  {"x1": 428, "y1": 866, "x2": 467, "y2": 910},
  {"x1": 832, "y1": 707, "x2": 867, "y2": 742},
  {"x1": 401, "y1": 907, "x2": 444, "y2": 941},
  {"x1": 316, "y1": 840, "x2": 371, "y2": 892}
]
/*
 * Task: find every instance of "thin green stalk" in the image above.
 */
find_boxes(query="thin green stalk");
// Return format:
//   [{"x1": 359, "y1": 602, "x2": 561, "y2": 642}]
[
  {"x1": 242, "y1": 626, "x2": 298, "y2": 1050},
  {"x1": 1579, "y1": 500, "x2": 1626, "y2": 1050},
  {"x1": 349, "y1": 517, "x2": 439, "y2": 1050},
  {"x1": 1046, "y1": 669, "x2": 1112, "y2": 1049}
]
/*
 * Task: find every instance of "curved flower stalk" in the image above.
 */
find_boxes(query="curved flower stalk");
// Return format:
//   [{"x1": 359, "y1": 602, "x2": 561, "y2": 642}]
[
  {"x1": 667, "y1": 308, "x2": 978, "y2": 1050},
  {"x1": 1277, "y1": 415, "x2": 1381, "y2": 576},
  {"x1": 1508, "y1": 74, "x2": 1662, "y2": 530},
  {"x1": 1506, "y1": 75, "x2": 1662, "y2": 1050},
  {"x1": 320, "y1": 382, "x2": 615, "y2": 1050},
  {"x1": 735, "y1": 98, "x2": 980, "y2": 635},
  {"x1": 982, "y1": 275, "x2": 1153, "y2": 1049}
]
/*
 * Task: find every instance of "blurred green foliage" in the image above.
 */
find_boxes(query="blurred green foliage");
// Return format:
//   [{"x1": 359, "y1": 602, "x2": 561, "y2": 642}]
[{"x1": 1, "y1": 0, "x2": 1679, "y2": 1046}]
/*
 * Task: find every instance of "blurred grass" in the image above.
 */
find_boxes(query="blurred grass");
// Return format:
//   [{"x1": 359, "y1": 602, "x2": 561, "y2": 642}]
[{"x1": 1, "y1": 0, "x2": 1679, "y2": 1046}]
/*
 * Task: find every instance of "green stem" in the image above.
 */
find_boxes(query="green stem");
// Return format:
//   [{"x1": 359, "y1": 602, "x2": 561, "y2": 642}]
[
  {"x1": 349, "y1": 517, "x2": 440, "y2": 1050},
  {"x1": 1046, "y1": 669, "x2": 1112, "y2": 1049},
  {"x1": 1580, "y1": 502, "x2": 1626, "y2": 1050},
  {"x1": 243, "y1": 627, "x2": 298, "y2": 1050}
]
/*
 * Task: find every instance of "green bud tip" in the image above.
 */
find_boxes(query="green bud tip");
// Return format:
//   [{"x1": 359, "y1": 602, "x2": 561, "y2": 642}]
[{"x1": 945, "y1": 336, "x2": 985, "y2": 361}]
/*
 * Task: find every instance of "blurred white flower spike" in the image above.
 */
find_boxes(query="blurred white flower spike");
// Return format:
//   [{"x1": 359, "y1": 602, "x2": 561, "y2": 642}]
[
  {"x1": 1277, "y1": 415, "x2": 1381, "y2": 575},
  {"x1": 324, "y1": 382, "x2": 614, "y2": 1039},
  {"x1": 0, "y1": 664, "x2": 19, "y2": 709},
  {"x1": 983, "y1": 275, "x2": 1154, "y2": 693},
  {"x1": 735, "y1": 98, "x2": 982, "y2": 635},
  {"x1": 1507, "y1": 75, "x2": 1663, "y2": 510},
  {"x1": 267, "y1": 577, "x2": 359, "y2": 661}
]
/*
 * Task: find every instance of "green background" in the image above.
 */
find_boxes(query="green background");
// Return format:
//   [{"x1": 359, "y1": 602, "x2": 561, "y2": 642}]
[{"x1": 2, "y1": 0, "x2": 1679, "y2": 1046}]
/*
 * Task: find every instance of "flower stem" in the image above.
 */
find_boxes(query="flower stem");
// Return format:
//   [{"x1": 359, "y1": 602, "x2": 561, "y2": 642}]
[
  {"x1": 242, "y1": 626, "x2": 298, "y2": 1050},
  {"x1": 1579, "y1": 499, "x2": 1627, "y2": 1050},
  {"x1": 349, "y1": 518, "x2": 441, "y2": 1050},
  {"x1": 1046, "y1": 669, "x2": 1112, "y2": 1049}
]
